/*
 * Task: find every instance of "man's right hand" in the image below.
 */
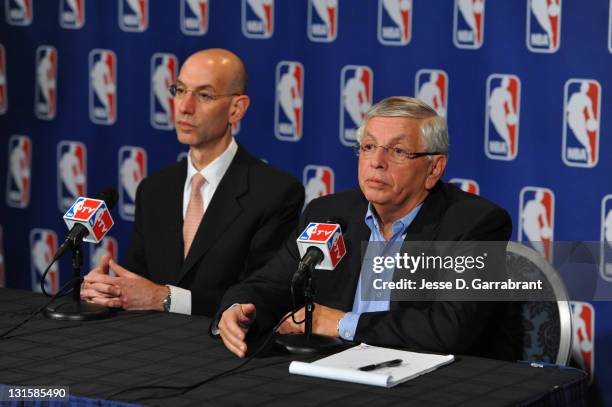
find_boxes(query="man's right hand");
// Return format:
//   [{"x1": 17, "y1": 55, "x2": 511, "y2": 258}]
[
  {"x1": 218, "y1": 303, "x2": 256, "y2": 358},
  {"x1": 81, "y1": 254, "x2": 121, "y2": 304}
]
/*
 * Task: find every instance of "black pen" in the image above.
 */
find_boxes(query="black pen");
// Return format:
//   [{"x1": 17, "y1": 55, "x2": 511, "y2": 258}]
[{"x1": 358, "y1": 358, "x2": 403, "y2": 371}]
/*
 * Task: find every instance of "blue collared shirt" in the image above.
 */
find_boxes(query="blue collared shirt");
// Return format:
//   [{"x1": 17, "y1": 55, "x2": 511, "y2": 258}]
[{"x1": 337, "y1": 203, "x2": 422, "y2": 341}]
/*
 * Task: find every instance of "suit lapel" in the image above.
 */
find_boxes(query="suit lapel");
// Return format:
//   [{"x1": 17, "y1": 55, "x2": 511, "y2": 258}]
[{"x1": 162, "y1": 160, "x2": 188, "y2": 282}]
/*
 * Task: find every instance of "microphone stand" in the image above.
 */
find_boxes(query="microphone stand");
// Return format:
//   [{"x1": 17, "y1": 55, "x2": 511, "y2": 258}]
[{"x1": 43, "y1": 237, "x2": 110, "y2": 321}]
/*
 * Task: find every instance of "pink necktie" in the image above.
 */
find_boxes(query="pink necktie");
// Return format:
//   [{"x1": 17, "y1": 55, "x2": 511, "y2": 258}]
[{"x1": 183, "y1": 173, "x2": 206, "y2": 258}]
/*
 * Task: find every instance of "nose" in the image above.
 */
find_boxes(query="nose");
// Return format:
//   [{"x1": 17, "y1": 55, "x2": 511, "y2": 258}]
[
  {"x1": 369, "y1": 145, "x2": 388, "y2": 169},
  {"x1": 177, "y1": 92, "x2": 196, "y2": 115}
]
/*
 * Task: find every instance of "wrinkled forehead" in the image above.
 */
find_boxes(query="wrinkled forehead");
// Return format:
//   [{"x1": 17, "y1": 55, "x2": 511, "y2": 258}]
[
  {"x1": 363, "y1": 116, "x2": 425, "y2": 147},
  {"x1": 178, "y1": 56, "x2": 232, "y2": 90}
]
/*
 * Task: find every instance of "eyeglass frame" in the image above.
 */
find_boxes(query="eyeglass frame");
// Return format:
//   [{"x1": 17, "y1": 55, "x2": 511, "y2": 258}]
[
  {"x1": 354, "y1": 142, "x2": 444, "y2": 162},
  {"x1": 167, "y1": 83, "x2": 241, "y2": 104}
]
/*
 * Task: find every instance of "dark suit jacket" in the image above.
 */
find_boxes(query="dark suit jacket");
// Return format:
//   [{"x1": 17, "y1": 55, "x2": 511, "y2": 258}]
[
  {"x1": 127, "y1": 145, "x2": 305, "y2": 316},
  {"x1": 217, "y1": 181, "x2": 521, "y2": 360}
]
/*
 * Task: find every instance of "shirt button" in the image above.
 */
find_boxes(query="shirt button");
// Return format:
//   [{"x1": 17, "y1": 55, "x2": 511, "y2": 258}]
[{"x1": 344, "y1": 331, "x2": 351, "y2": 338}]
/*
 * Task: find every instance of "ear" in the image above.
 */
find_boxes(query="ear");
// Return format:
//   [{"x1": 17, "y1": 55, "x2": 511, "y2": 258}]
[
  {"x1": 425, "y1": 155, "x2": 447, "y2": 190},
  {"x1": 228, "y1": 95, "x2": 250, "y2": 125}
]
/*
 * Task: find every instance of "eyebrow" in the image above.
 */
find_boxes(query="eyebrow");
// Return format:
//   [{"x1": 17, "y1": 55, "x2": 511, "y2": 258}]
[{"x1": 175, "y1": 79, "x2": 216, "y2": 92}]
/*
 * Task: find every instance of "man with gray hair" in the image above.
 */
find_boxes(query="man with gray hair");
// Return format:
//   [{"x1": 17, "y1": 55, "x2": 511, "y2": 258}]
[{"x1": 217, "y1": 96, "x2": 515, "y2": 360}]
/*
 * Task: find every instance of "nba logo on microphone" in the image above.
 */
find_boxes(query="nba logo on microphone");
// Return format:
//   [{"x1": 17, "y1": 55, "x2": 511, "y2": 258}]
[
  {"x1": 601, "y1": 195, "x2": 612, "y2": 281},
  {"x1": 0, "y1": 44, "x2": 7, "y2": 115},
  {"x1": 415, "y1": 69, "x2": 448, "y2": 118},
  {"x1": 519, "y1": 186, "x2": 554, "y2": 261},
  {"x1": 526, "y1": 0, "x2": 561, "y2": 53},
  {"x1": 485, "y1": 74, "x2": 521, "y2": 161},
  {"x1": 5, "y1": 0, "x2": 33, "y2": 26},
  {"x1": 150, "y1": 53, "x2": 178, "y2": 130},
  {"x1": 35, "y1": 46, "x2": 58, "y2": 120},
  {"x1": 453, "y1": 0, "x2": 485, "y2": 49},
  {"x1": 90, "y1": 236, "x2": 118, "y2": 270},
  {"x1": 59, "y1": 0, "x2": 85, "y2": 29},
  {"x1": 30, "y1": 229, "x2": 59, "y2": 294},
  {"x1": 307, "y1": 0, "x2": 338, "y2": 42},
  {"x1": 378, "y1": 0, "x2": 412, "y2": 45},
  {"x1": 118, "y1": 146, "x2": 147, "y2": 221},
  {"x1": 340, "y1": 65, "x2": 373, "y2": 146},
  {"x1": 6, "y1": 135, "x2": 32, "y2": 209},
  {"x1": 89, "y1": 49, "x2": 117, "y2": 125},
  {"x1": 57, "y1": 141, "x2": 87, "y2": 212},
  {"x1": 0, "y1": 225, "x2": 5, "y2": 287},
  {"x1": 562, "y1": 79, "x2": 600, "y2": 168},
  {"x1": 181, "y1": 0, "x2": 208, "y2": 35},
  {"x1": 303, "y1": 165, "x2": 334, "y2": 207},
  {"x1": 119, "y1": 0, "x2": 148, "y2": 32},
  {"x1": 275, "y1": 61, "x2": 304, "y2": 142},
  {"x1": 449, "y1": 178, "x2": 479, "y2": 195},
  {"x1": 242, "y1": 0, "x2": 274, "y2": 39},
  {"x1": 571, "y1": 301, "x2": 595, "y2": 383}
]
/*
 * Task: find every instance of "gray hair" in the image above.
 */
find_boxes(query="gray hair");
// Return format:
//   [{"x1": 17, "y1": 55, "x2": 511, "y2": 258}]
[{"x1": 356, "y1": 96, "x2": 449, "y2": 156}]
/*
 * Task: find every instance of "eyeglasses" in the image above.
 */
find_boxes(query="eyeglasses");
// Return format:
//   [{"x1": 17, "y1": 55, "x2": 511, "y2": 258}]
[
  {"x1": 355, "y1": 143, "x2": 443, "y2": 163},
  {"x1": 167, "y1": 84, "x2": 239, "y2": 104}
]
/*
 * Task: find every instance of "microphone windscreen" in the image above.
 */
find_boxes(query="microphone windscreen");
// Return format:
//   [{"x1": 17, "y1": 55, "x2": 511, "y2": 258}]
[
  {"x1": 97, "y1": 187, "x2": 119, "y2": 210},
  {"x1": 326, "y1": 217, "x2": 348, "y2": 233}
]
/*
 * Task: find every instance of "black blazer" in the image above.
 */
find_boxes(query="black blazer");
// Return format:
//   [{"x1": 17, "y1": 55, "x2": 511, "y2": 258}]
[
  {"x1": 127, "y1": 145, "x2": 305, "y2": 316},
  {"x1": 217, "y1": 181, "x2": 521, "y2": 360}
]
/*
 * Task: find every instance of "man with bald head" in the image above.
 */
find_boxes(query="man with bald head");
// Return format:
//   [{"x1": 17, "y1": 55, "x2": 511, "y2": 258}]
[{"x1": 81, "y1": 49, "x2": 304, "y2": 316}]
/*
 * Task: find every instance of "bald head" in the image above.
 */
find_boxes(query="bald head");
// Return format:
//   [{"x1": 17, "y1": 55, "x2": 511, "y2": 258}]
[{"x1": 182, "y1": 48, "x2": 248, "y2": 94}]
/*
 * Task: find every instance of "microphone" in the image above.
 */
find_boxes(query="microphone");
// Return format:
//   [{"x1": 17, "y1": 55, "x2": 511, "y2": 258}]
[{"x1": 54, "y1": 188, "x2": 118, "y2": 261}]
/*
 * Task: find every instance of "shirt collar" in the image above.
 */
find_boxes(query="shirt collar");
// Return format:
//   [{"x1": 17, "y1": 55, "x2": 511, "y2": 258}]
[
  {"x1": 186, "y1": 138, "x2": 238, "y2": 189},
  {"x1": 365, "y1": 202, "x2": 423, "y2": 241}
]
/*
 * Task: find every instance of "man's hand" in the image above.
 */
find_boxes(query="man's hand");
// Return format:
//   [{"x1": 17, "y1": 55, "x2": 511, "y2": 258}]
[
  {"x1": 218, "y1": 304, "x2": 256, "y2": 358},
  {"x1": 277, "y1": 303, "x2": 345, "y2": 337},
  {"x1": 81, "y1": 254, "x2": 120, "y2": 303}
]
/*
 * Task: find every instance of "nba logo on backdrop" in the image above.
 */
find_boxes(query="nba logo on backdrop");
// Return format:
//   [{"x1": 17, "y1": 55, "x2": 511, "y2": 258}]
[
  {"x1": 601, "y1": 195, "x2": 612, "y2": 281},
  {"x1": 519, "y1": 187, "x2": 554, "y2": 261},
  {"x1": 181, "y1": 0, "x2": 208, "y2": 35},
  {"x1": 303, "y1": 165, "x2": 334, "y2": 206},
  {"x1": 242, "y1": 0, "x2": 274, "y2": 38},
  {"x1": 118, "y1": 146, "x2": 147, "y2": 221},
  {"x1": 307, "y1": 0, "x2": 338, "y2": 42},
  {"x1": 119, "y1": 0, "x2": 148, "y2": 32},
  {"x1": 378, "y1": 0, "x2": 412, "y2": 45},
  {"x1": 5, "y1": 0, "x2": 33, "y2": 25},
  {"x1": 449, "y1": 178, "x2": 479, "y2": 195},
  {"x1": 571, "y1": 302, "x2": 595, "y2": 383},
  {"x1": 90, "y1": 236, "x2": 118, "y2": 270},
  {"x1": 30, "y1": 229, "x2": 59, "y2": 294},
  {"x1": 150, "y1": 53, "x2": 178, "y2": 130},
  {"x1": 415, "y1": 69, "x2": 448, "y2": 117},
  {"x1": 453, "y1": 0, "x2": 484, "y2": 49},
  {"x1": 275, "y1": 61, "x2": 304, "y2": 142},
  {"x1": 0, "y1": 44, "x2": 7, "y2": 115},
  {"x1": 57, "y1": 141, "x2": 87, "y2": 212},
  {"x1": 562, "y1": 79, "x2": 600, "y2": 168},
  {"x1": 526, "y1": 0, "x2": 561, "y2": 53},
  {"x1": 35, "y1": 46, "x2": 58, "y2": 120},
  {"x1": 485, "y1": 74, "x2": 520, "y2": 161},
  {"x1": 89, "y1": 49, "x2": 117, "y2": 125},
  {"x1": 59, "y1": 0, "x2": 85, "y2": 29},
  {"x1": 339, "y1": 65, "x2": 373, "y2": 146},
  {"x1": 6, "y1": 135, "x2": 31, "y2": 209}
]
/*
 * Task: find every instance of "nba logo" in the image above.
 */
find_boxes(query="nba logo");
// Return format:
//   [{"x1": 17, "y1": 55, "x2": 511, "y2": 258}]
[
  {"x1": 0, "y1": 44, "x2": 7, "y2": 115},
  {"x1": 449, "y1": 178, "x2": 479, "y2": 195},
  {"x1": 0, "y1": 225, "x2": 4, "y2": 287},
  {"x1": 519, "y1": 187, "x2": 554, "y2": 261},
  {"x1": 57, "y1": 141, "x2": 87, "y2": 212},
  {"x1": 150, "y1": 53, "x2": 178, "y2": 130},
  {"x1": 571, "y1": 301, "x2": 595, "y2": 383},
  {"x1": 118, "y1": 146, "x2": 147, "y2": 221},
  {"x1": 453, "y1": 0, "x2": 485, "y2": 49},
  {"x1": 35, "y1": 46, "x2": 58, "y2": 120},
  {"x1": 6, "y1": 135, "x2": 31, "y2": 209},
  {"x1": 89, "y1": 49, "x2": 117, "y2": 125},
  {"x1": 485, "y1": 74, "x2": 521, "y2": 161},
  {"x1": 340, "y1": 65, "x2": 373, "y2": 146},
  {"x1": 59, "y1": 0, "x2": 85, "y2": 29},
  {"x1": 415, "y1": 69, "x2": 448, "y2": 118},
  {"x1": 30, "y1": 229, "x2": 59, "y2": 294},
  {"x1": 307, "y1": 0, "x2": 338, "y2": 42},
  {"x1": 275, "y1": 61, "x2": 304, "y2": 142},
  {"x1": 303, "y1": 165, "x2": 334, "y2": 207},
  {"x1": 601, "y1": 195, "x2": 612, "y2": 281},
  {"x1": 90, "y1": 236, "x2": 118, "y2": 271},
  {"x1": 562, "y1": 79, "x2": 600, "y2": 168},
  {"x1": 242, "y1": 0, "x2": 274, "y2": 39},
  {"x1": 119, "y1": 0, "x2": 148, "y2": 32},
  {"x1": 5, "y1": 0, "x2": 33, "y2": 26},
  {"x1": 378, "y1": 0, "x2": 412, "y2": 46},
  {"x1": 526, "y1": 0, "x2": 561, "y2": 53},
  {"x1": 177, "y1": 151, "x2": 189, "y2": 162},
  {"x1": 181, "y1": 0, "x2": 208, "y2": 36}
]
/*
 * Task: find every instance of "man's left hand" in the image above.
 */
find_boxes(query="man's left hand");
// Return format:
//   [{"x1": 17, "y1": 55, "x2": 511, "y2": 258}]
[{"x1": 277, "y1": 303, "x2": 345, "y2": 337}]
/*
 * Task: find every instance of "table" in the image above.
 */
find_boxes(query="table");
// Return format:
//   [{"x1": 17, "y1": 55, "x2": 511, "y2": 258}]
[{"x1": 0, "y1": 289, "x2": 587, "y2": 406}]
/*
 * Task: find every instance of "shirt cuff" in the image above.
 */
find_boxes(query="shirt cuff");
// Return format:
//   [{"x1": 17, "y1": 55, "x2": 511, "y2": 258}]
[
  {"x1": 168, "y1": 285, "x2": 191, "y2": 315},
  {"x1": 338, "y1": 312, "x2": 360, "y2": 341}
]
